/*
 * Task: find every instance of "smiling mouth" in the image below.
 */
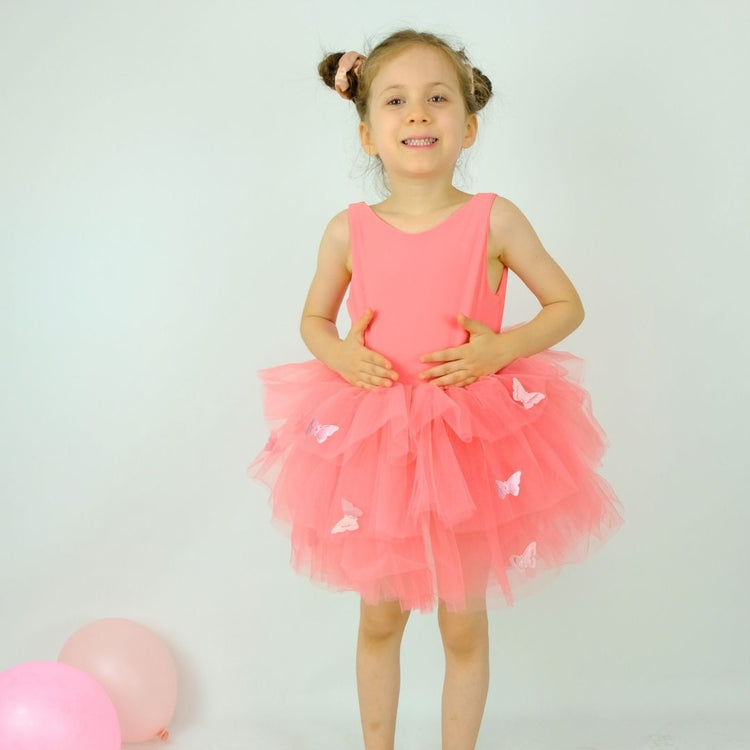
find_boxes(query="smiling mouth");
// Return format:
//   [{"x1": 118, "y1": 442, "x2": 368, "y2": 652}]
[{"x1": 402, "y1": 137, "x2": 438, "y2": 146}]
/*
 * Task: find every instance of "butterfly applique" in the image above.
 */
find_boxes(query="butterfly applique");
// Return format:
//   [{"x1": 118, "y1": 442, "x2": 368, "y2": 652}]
[
  {"x1": 331, "y1": 498, "x2": 363, "y2": 534},
  {"x1": 510, "y1": 541, "x2": 536, "y2": 572},
  {"x1": 495, "y1": 470, "x2": 521, "y2": 499},
  {"x1": 305, "y1": 417, "x2": 340, "y2": 443},
  {"x1": 512, "y1": 377, "x2": 546, "y2": 409}
]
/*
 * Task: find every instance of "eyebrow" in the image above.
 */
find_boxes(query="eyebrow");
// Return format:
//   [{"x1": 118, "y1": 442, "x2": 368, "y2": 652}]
[{"x1": 378, "y1": 81, "x2": 456, "y2": 95}]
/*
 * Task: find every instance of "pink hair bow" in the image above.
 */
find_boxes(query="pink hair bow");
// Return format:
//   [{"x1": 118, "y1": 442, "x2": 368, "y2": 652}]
[{"x1": 334, "y1": 51, "x2": 366, "y2": 98}]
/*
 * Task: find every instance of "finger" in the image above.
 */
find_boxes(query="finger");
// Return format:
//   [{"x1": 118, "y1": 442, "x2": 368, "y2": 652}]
[
  {"x1": 429, "y1": 367, "x2": 475, "y2": 388},
  {"x1": 378, "y1": 366, "x2": 398, "y2": 380},
  {"x1": 459, "y1": 313, "x2": 491, "y2": 334},
  {"x1": 421, "y1": 345, "x2": 464, "y2": 363},
  {"x1": 419, "y1": 363, "x2": 444, "y2": 380},
  {"x1": 360, "y1": 374, "x2": 391, "y2": 388},
  {"x1": 355, "y1": 371, "x2": 381, "y2": 389},
  {"x1": 459, "y1": 312, "x2": 483, "y2": 327},
  {"x1": 360, "y1": 349, "x2": 394, "y2": 374},
  {"x1": 366, "y1": 370, "x2": 394, "y2": 386},
  {"x1": 366, "y1": 361, "x2": 397, "y2": 383},
  {"x1": 377, "y1": 359, "x2": 397, "y2": 376},
  {"x1": 368, "y1": 353, "x2": 392, "y2": 369},
  {"x1": 420, "y1": 349, "x2": 448, "y2": 363},
  {"x1": 352, "y1": 308, "x2": 373, "y2": 332},
  {"x1": 355, "y1": 359, "x2": 390, "y2": 384},
  {"x1": 428, "y1": 371, "x2": 455, "y2": 387}
]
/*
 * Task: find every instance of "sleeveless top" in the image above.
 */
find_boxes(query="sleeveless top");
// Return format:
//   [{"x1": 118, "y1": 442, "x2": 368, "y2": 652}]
[{"x1": 345, "y1": 192, "x2": 509, "y2": 385}]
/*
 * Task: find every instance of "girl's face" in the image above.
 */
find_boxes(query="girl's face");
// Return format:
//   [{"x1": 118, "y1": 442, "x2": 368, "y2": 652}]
[{"x1": 359, "y1": 45, "x2": 478, "y2": 184}]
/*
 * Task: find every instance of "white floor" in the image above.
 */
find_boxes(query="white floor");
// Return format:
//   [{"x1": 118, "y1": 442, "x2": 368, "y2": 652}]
[{"x1": 123, "y1": 710, "x2": 749, "y2": 750}]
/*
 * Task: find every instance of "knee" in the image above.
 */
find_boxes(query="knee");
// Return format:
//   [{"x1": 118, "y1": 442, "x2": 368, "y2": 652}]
[
  {"x1": 359, "y1": 597, "x2": 411, "y2": 640},
  {"x1": 438, "y1": 607, "x2": 488, "y2": 655}
]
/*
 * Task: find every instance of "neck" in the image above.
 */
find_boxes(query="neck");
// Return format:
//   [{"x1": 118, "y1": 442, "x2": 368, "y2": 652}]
[{"x1": 382, "y1": 178, "x2": 466, "y2": 215}]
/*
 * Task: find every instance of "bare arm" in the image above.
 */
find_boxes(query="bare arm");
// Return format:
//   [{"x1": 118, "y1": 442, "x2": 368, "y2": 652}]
[
  {"x1": 490, "y1": 196, "x2": 585, "y2": 360},
  {"x1": 299, "y1": 209, "x2": 352, "y2": 370}
]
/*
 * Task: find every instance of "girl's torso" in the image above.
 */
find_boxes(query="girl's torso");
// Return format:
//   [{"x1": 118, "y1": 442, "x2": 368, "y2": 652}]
[
  {"x1": 344, "y1": 193, "x2": 506, "y2": 295},
  {"x1": 345, "y1": 192, "x2": 509, "y2": 384}
]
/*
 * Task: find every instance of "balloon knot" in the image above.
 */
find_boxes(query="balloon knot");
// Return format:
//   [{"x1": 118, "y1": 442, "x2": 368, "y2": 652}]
[{"x1": 156, "y1": 728, "x2": 170, "y2": 741}]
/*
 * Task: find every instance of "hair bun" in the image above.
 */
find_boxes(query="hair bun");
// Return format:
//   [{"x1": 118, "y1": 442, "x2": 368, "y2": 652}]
[
  {"x1": 318, "y1": 52, "x2": 360, "y2": 101},
  {"x1": 471, "y1": 66, "x2": 493, "y2": 111}
]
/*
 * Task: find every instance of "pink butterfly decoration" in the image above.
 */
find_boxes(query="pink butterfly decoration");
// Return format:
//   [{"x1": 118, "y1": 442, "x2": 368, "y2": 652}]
[
  {"x1": 510, "y1": 541, "x2": 536, "y2": 572},
  {"x1": 306, "y1": 417, "x2": 340, "y2": 443},
  {"x1": 495, "y1": 470, "x2": 521, "y2": 499},
  {"x1": 512, "y1": 377, "x2": 545, "y2": 409},
  {"x1": 331, "y1": 497, "x2": 363, "y2": 534}
]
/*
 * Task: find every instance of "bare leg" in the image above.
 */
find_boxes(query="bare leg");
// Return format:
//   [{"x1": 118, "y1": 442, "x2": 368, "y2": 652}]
[
  {"x1": 356, "y1": 596, "x2": 411, "y2": 750},
  {"x1": 438, "y1": 598, "x2": 490, "y2": 750}
]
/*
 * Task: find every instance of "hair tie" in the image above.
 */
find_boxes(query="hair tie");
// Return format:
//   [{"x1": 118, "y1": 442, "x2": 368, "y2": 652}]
[{"x1": 334, "y1": 51, "x2": 366, "y2": 98}]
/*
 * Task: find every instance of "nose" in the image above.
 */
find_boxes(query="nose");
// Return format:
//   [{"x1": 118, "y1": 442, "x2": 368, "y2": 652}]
[{"x1": 406, "y1": 103, "x2": 430, "y2": 123}]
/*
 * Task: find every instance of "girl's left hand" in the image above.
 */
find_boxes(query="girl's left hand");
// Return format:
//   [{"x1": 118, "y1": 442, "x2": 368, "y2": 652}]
[{"x1": 418, "y1": 313, "x2": 516, "y2": 387}]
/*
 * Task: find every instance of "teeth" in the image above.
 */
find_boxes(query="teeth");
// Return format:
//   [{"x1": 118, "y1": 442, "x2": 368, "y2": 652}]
[{"x1": 403, "y1": 138, "x2": 437, "y2": 145}]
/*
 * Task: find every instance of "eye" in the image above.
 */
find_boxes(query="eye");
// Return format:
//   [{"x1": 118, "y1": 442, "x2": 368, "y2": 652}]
[{"x1": 386, "y1": 95, "x2": 447, "y2": 105}]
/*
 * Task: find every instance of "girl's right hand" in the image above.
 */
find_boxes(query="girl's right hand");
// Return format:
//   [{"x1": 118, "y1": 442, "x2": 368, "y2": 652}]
[{"x1": 334, "y1": 308, "x2": 399, "y2": 389}]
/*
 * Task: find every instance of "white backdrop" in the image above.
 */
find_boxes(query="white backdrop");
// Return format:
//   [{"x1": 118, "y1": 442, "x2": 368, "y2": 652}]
[{"x1": 2, "y1": 1, "x2": 748, "y2": 748}]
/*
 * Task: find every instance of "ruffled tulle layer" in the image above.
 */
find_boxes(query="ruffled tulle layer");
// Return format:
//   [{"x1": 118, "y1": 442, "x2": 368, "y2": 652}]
[{"x1": 247, "y1": 350, "x2": 624, "y2": 613}]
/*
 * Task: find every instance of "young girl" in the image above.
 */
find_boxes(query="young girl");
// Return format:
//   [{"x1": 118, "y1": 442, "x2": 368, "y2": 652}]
[{"x1": 248, "y1": 28, "x2": 624, "y2": 750}]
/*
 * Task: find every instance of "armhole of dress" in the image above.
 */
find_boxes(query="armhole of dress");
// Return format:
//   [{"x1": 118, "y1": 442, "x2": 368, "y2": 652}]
[
  {"x1": 346, "y1": 203, "x2": 358, "y2": 252},
  {"x1": 498, "y1": 264, "x2": 509, "y2": 296},
  {"x1": 347, "y1": 202, "x2": 363, "y2": 278},
  {"x1": 486, "y1": 193, "x2": 509, "y2": 298}
]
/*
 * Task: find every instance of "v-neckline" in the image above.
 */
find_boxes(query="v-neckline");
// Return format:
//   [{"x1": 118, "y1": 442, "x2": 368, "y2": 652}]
[{"x1": 362, "y1": 193, "x2": 481, "y2": 236}]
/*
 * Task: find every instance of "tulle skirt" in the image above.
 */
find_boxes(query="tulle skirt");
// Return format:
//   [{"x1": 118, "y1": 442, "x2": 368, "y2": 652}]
[{"x1": 247, "y1": 350, "x2": 624, "y2": 613}]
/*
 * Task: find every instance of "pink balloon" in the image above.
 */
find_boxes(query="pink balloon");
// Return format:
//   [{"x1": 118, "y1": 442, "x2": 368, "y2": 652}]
[
  {"x1": 0, "y1": 660, "x2": 121, "y2": 750},
  {"x1": 59, "y1": 618, "x2": 177, "y2": 743}
]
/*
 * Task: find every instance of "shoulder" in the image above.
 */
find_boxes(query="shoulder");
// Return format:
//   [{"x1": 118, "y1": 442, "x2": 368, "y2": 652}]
[
  {"x1": 324, "y1": 207, "x2": 351, "y2": 242},
  {"x1": 318, "y1": 207, "x2": 352, "y2": 272},
  {"x1": 487, "y1": 195, "x2": 536, "y2": 263},
  {"x1": 326, "y1": 208, "x2": 349, "y2": 242}
]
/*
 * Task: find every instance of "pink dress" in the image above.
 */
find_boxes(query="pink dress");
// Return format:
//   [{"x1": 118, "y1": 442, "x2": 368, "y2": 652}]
[{"x1": 247, "y1": 192, "x2": 624, "y2": 613}]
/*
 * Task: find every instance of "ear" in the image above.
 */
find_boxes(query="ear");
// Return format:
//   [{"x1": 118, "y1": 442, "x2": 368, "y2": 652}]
[
  {"x1": 359, "y1": 120, "x2": 378, "y2": 156},
  {"x1": 462, "y1": 113, "x2": 478, "y2": 149}
]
